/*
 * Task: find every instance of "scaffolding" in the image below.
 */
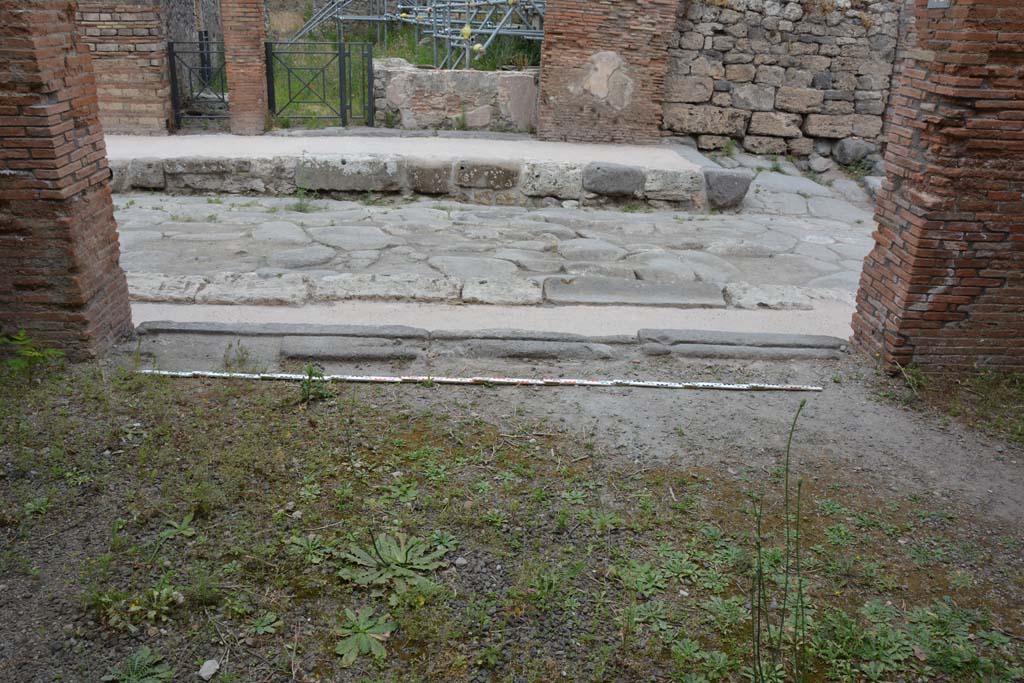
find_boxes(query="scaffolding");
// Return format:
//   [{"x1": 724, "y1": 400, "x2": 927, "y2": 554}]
[{"x1": 289, "y1": 0, "x2": 545, "y2": 69}]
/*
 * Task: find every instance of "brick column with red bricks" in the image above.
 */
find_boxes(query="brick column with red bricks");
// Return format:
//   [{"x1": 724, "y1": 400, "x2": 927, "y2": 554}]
[
  {"x1": 852, "y1": 0, "x2": 1024, "y2": 372},
  {"x1": 537, "y1": 0, "x2": 678, "y2": 144},
  {"x1": 221, "y1": 0, "x2": 268, "y2": 135},
  {"x1": 1, "y1": 0, "x2": 133, "y2": 359}
]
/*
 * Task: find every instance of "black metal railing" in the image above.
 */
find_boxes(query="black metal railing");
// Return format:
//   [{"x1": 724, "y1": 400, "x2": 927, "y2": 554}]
[
  {"x1": 265, "y1": 41, "x2": 373, "y2": 127},
  {"x1": 168, "y1": 34, "x2": 228, "y2": 127}
]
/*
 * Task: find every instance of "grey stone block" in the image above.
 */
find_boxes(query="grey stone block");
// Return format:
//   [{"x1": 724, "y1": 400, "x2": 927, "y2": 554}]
[
  {"x1": 404, "y1": 158, "x2": 452, "y2": 194},
  {"x1": 641, "y1": 343, "x2": 843, "y2": 360},
  {"x1": 520, "y1": 161, "x2": 582, "y2": 199},
  {"x1": 195, "y1": 273, "x2": 310, "y2": 305},
  {"x1": 315, "y1": 273, "x2": 461, "y2": 302},
  {"x1": 128, "y1": 158, "x2": 166, "y2": 189},
  {"x1": 296, "y1": 154, "x2": 401, "y2": 192},
  {"x1": 451, "y1": 339, "x2": 617, "y2": 360},
  {"x1": 268, "y1": 245, "x2": 336, "y2": 268},
  {"x1": 703, "y1": 168, "x2": 753, "y2": 209},
  {"x1": 832, "y1": 137, "x2": 876, "y2": 166},
  {"x1": 582, "y1": 162, "x2": 644, "y2": 196},
  {"x1": 544, "y1": 276, "x2": 725, "y2": 308},
  {"x1": 557, "y1": 238, "x2": 627, "y2": 262},
  {"x1": 455, "y1": 159, "x2": 520, "y2": 189},
  {"x1": 642, "y1": 168, "x2": 704, "y2": 201},
  {"x1": 135, "y1": 321, "x2": 430, "y2": 338},
  {"x1": 281, "y1": 336, "x2": 422, "y2": 362},
  {"x1": 637, "y1": 328, "x2": 846, "y2": 349},
  {"x1": 462, "y1": 278, "x2": 543, "y2": 305},
  {"x1": 126, "y1": 272, "x2": 206, "y2": 303}
]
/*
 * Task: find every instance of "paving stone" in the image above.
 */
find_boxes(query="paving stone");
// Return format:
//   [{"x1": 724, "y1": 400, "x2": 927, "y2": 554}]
[
  {"x1": 804, "y1": 270, "x2": 862, "y2": 290},
  {"x1": 829, "y1": 178, "x2": 870, "y2": 204},
  {"x1": 632, "y1": 256, "x2": 699, "y2": 283},
  {"x1": 744, "y1": 190, "x2": 809, "y2": 215},
  {"x1": 308, "y1": 225, "x2": 397, "y2": 250},
  {"x1": 269, "y1": 245, "x2": 337, "y2": 269},
  {"x1": 427, "y1": 256, "x2": 519, "y2": 278},
  {"x1": 462, "y1": 277, "x2": 543, "y2": 305},
  {"x1": 751, "y1": 171, "x2": 831, "y2": 197},
  {"x1": 252, "y1": 221, "x2": 310, "y2": 243},
  {"x1": 168, "y1": 231, "x2": 247, "y2": 242},
  {"x1": 126, "y1": 272, "x2": 207, "y2": 302},
  {"x1": 118, "y1": 230, "x2": 163, "y2": 248},
  {"x1": 828, "y1": 240, "x2": 873, "y2": 260},
  {"x1": 582, "y1": 162, "x2": 644, "y2": 196},
  {"x1": 706, "y1": 231, "x2": 796, "y2": 257},
  {"x1": 557, "y1": 238, "x2": 627, "y2": 261},
  {"x1": 196, "y1": 273, "x2": 310, "y2": 305},
  {"x1": 863, "y1": 176, "x2": 884, "y2": 198},
  {"x1": 672, "y1": 250, "x2": 743, "y2": 283},
  {"x1": 543, "y1": 276, "x2": 725, "y2": 308},
  {"x1": 807, "y1": 197, "x2": 874, "y2": 223},
  {"x1": 316, "y1": 273, "x2": 461, "y2": 301},
  {"x1": 723, "y1": 282, "x2": 814, "y2": 310},
  {"x1": 493, "y1": 249, "x2": 563, "y2": 273},
  {"x1": 561, "y1": 262, "x2": 638, "y2": 279}
]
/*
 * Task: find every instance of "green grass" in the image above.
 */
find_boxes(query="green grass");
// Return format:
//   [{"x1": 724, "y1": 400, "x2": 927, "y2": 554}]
[{"x1": 0, "y1": 362, "x2": 1022, "y2": 682}]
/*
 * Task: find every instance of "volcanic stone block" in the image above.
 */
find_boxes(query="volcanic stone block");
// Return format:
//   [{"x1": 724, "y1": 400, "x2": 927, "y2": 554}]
[
  {"x1": 296, "y1": 154, "x2": 401, "y2": 192},
  {"x1": 582, "y1": 162, "x2": 645, "y2": 196},
  {"x1": 455, "y1": 159, "x2": 521, "y2": 189}
]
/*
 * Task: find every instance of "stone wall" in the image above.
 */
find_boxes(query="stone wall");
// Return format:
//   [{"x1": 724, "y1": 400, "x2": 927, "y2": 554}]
[
  {"x1": 537, "y1": 0, "x2": 679, "y2": 144},
  {"x1": 373, "y1": 58, "x2": 538, "y2": 132},
  {"x1": 664, "y1": 0, "x2": 900, "y2": 156},
  {"x1": 77, "y1": 1, "x2": 172, "y2": 134}
]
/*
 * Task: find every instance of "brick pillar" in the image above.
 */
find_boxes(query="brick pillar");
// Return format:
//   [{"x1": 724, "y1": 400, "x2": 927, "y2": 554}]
[
  {"x1": 0, "y1": 0, "x2": 133, "y2": 359},
  {"x1": 537, "y1": 0, "x2": 678, "y2": 144},
  {"x1": 852, "y1": 0, "x2": 1024, "y2": 372},
  {"x1": 221, "y1": 0, "x2": 267, "y2": 135},
  {"x1": 76, "y1": 2, "x2": 172, "y2": 135}
]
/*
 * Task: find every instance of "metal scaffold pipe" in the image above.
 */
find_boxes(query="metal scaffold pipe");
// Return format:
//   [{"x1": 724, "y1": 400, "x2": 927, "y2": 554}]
[{"x1": 289, "y1": 0, "x2": 546, "y2": 69}]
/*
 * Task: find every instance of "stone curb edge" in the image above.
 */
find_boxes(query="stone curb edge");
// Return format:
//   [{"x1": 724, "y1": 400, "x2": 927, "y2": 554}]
[{"x1": 135, "y1": 321, "x2": 849, "y2": 361}]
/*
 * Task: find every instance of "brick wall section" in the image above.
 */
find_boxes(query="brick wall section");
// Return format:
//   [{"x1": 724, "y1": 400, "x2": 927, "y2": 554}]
[
  {"x1": 77, "y1": 2, "x2": 171, "y2": 134},
  {"x1": 222, "y1": 0, "x2": 268, "y2": 135},
  {"x1": 852, "y1": 0, "x2": 1024, "y2": 371},
  {"x1": 537, "y1": 0, "x2": 678, "y2": 144},
  {"x1": 0, "y1": 0, "x2": 133, "y2": 359}
]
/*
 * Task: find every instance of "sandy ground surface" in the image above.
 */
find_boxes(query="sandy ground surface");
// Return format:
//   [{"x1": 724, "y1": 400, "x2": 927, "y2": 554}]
[{"x1": 124, "y1": 337, "x2": 1024, "y2": 525}]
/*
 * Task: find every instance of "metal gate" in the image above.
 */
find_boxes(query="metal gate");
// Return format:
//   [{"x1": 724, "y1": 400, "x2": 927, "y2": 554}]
[
  {"x1": 168, "y1": 32, "x2": 229, "y2": 127},
  {"x1": 265, "y1": 41, "x2": 374, "y2": 127}
]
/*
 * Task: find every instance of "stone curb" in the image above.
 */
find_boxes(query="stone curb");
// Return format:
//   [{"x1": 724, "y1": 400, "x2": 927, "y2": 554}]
[
  {"x1": 135, "y1": 321, "x2": 847, "y2": 362},
  {"x1": 109, "y1": 154, "x2": 750, "y2": 211}
]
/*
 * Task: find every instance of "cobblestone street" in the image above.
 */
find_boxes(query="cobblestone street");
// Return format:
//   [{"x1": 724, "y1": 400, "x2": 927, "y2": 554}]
[{"x1": 116, "y1": 161, "x2": 875, "y2": 311}]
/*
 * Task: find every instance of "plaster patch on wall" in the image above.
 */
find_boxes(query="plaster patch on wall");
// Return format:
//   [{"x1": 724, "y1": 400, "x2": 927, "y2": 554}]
[{"x1": 568, "y1": 51, "x2": 635, "y2": 111}]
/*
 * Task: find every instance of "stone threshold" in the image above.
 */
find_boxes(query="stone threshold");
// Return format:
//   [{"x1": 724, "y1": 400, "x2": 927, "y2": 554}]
[
  {"x1": 108, "y1": 153, "x2": 752, "y2": 211},
  {"x1": 126, "y1": 271, "x2": 732, "y2": 308},
  {"x1": 134, "y1": 320, "x2": 848, "y2": 363}
]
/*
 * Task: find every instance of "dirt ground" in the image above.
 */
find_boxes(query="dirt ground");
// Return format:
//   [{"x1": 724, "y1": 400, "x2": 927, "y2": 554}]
[{"x1": 1, "y1": 351, "x2": 1022, "y2": 682}]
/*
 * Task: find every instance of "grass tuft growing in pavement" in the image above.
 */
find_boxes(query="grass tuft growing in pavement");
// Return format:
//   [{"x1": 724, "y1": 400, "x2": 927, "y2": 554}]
[{"x1": 1, "y1": 364, "x2": 1022, "y2": 682}]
